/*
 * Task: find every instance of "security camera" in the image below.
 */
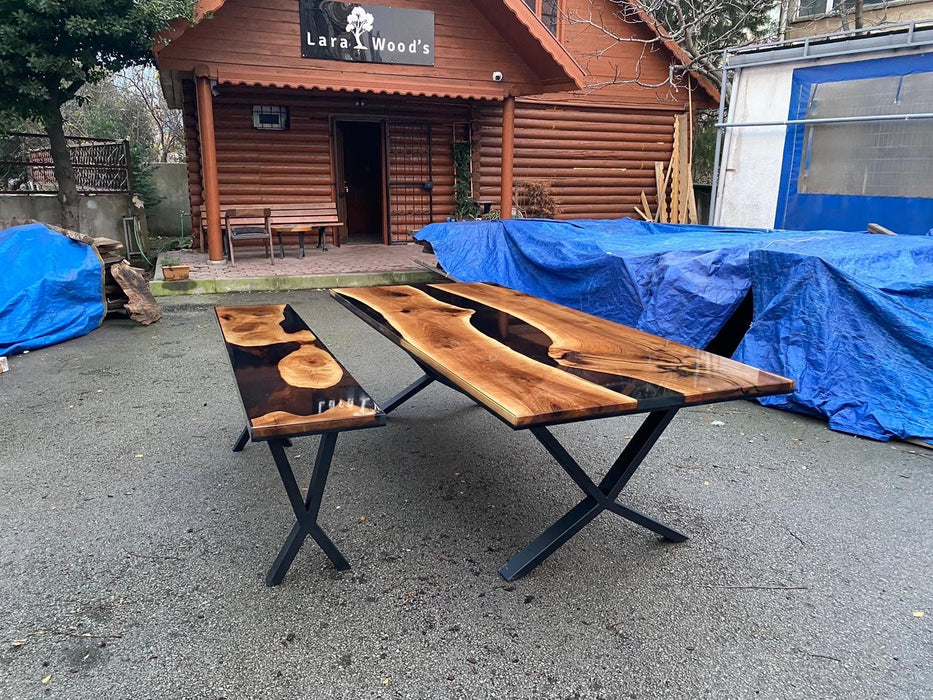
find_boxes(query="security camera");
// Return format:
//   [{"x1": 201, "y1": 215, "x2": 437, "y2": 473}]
[{"x1": 492, "y1": 71, "x2": 503, "y2": 82}]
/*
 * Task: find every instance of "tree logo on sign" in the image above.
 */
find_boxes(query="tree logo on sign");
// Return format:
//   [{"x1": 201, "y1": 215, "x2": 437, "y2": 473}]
[{"x1": 346, "y1": 6, "x2": 374, "y2": 50}]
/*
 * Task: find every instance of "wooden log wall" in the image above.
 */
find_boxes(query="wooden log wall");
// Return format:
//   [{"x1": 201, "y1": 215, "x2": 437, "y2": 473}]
[
  {"x1": 182, "y1": 84, "x2": 470, "y2": 245},
  {"x1": 182, "y1": 80, "x2": 204, "y2": 248},
  {"x1": 474, "y1": 101, "x2": 676, "y2": 220}
]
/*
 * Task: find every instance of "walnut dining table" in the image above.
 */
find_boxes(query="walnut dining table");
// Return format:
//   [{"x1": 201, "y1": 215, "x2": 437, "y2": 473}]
[{"x1": 330, "y1": 282, "x2": 794, "y2": 581}]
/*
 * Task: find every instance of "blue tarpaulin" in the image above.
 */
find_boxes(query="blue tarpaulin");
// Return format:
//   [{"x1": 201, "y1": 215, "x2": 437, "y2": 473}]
[
  {"x1": 0, "y1": 223, "x2": 105, "y2": 356},
  {"x1": 416, "y1": 218, "x2": 933, "y2": 441},
  {"x1": 733, "y1": 235, "x2": 933, "y2": 442},
  {"x1": 416, "y1": 218, "x2": 861, "y2": 348}
]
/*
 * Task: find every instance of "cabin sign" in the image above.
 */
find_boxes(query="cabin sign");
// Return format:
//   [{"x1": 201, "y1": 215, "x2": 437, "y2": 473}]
[{"x1": 300, "y1": 1, "x2": 435, "y2": 66}]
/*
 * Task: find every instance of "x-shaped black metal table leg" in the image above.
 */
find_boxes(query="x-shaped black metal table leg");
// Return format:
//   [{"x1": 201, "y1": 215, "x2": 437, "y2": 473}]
[
  {"x1": 232, "y1": 427, "x2": 351, "y2": 586},
  {"x1": 380, "y1": 375, "x2": 688, "y2": 581},
  {"x1": 265, "y1": 435, "x2": 350, "y2": 586},
  {"x1": 383, "y1": 373, "x2": 435, "y2": 414},
  {"x1": 499, "y1": 408, "x2": 687, "y2": 581}
]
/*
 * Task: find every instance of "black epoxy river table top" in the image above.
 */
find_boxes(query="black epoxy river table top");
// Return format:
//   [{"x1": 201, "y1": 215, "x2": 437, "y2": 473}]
[
  {"x1": 331, "y1": 283, "x2": 794, "y2": 429},
  {"x1": 216, "y1": 304, "x2": 384, "y2": 439}
]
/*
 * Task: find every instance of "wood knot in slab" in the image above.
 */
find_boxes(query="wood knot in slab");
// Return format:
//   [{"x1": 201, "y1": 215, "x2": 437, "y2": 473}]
[{"x1": 278, "y1": 345, "x2": 344, "y2": 389}]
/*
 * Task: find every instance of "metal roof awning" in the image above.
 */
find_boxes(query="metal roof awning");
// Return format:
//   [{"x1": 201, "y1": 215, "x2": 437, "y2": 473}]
[{"x1": 725, "y1": 20, "x2": 933, "y2": 70}]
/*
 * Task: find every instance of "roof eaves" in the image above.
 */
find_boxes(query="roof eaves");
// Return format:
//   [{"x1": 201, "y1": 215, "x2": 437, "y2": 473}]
[
  {"x1": 155, "y1": 0, "x2": 584, "y2": 95},
  {"x1": 495, "y1": 0, "x2": 586, "y2": 90},
  {"x1": 220, "y1": 77, "x2": 508, "y2": 101}
]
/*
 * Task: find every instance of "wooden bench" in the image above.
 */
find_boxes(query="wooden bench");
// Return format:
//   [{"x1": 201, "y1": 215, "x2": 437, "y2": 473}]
[
  {"x1": 215, "y1": 303, "x2": 385, "y2": 585},
  {"x1": 266, "y1": 202, "x2": 343, "y2": 255}
]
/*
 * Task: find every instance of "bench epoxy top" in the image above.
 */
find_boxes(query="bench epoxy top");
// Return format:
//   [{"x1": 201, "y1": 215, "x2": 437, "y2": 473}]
[
  {"x1": 216, "y1": 304, "x2": 384, "y2": 439},
  {"x1": 331, "y1": 283, "x2": 794, "y2": 428}
]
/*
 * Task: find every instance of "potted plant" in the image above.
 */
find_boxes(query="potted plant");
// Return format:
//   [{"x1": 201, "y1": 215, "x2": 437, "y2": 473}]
[{"x1": 161, "y1": 256, "x2": 190, "y2": 281}]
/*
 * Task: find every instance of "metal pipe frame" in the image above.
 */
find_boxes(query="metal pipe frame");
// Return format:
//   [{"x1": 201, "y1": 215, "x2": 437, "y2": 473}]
[
  {"x1": 724, "y1": 21, "x2": 933, "y2": 70},
  {"x1": 709, "y1": 56, "x2": 731, "y2": 226},
  {"x1": 716, "y1": 111, "x2": 933, "y2": 129}
]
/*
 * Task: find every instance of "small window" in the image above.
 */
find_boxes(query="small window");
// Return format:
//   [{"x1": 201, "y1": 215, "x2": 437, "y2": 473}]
[
  {"x1": 252, "y1": 105, "x2": 290, "y2": 131},
  {"x1": 797, "y1": 0, "x2": 887, "y2": 19},
  {"x1": 797, "y1": 0, "x2": 831, "y2": 17},
  {"x1": 522, "y1": 0, "x2": 560, "y2": 36}
]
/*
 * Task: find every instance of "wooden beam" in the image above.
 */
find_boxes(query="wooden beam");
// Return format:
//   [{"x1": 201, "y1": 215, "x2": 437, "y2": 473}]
[
  {"x1": 196, "y1": 72, "x2": 223, "y2": 262},
  {"x1": 500, "y1": 95, "x2": 516, "y2": 219},
  {"x1": 670, "y1": 118, "x2": 681, "y2": 224},
  {"x1": 655, "y1": 161, "x2": 670, "y2": 223},
  {"x1": 639, "y1": 191, "x2": 653, "y2": 221},
  {"x1": 676, "y1": 114, "x2": 690, "y2": 225}
]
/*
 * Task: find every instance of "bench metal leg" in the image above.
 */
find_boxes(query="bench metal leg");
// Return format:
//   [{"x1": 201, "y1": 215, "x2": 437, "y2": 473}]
[
  {"x1": 265, "y1": 434, "x2": 350, "y2": 586},
  {"x1": 317, "y1": 226, "x2": 328, "y2": 252},
  {"x1": 298, "y1": 231, "x2": 306, "y2": 258},
  {"x1": 383, "y1": 373, "x2": 435, "y2": 414},
  {"x1": 498, "y1": 408, "x2": 686, "y2": 581},
  {"x1": 234, "y1": 427, "x2": 291, "y2": 452},
  {"x1": 232, "y1": 426, "x2": 250, "y2": 452}
]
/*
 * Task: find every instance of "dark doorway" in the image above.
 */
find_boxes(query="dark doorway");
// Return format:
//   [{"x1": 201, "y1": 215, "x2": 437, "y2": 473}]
[{"x1": 337, "y1": 121, "x2": 385, "y2": 244}]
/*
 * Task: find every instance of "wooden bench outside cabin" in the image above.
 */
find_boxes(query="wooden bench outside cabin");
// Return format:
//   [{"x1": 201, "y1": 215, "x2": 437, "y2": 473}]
[
  {"x1": 224, "y1": 208, "x2": 274, "y2": 265},
  {"x1": 215, "y1": 303, "x2": 385, "y2": 585}
]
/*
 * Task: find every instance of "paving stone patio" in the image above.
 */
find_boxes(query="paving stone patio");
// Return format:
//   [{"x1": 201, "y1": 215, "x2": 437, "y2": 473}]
[{"x1": 151, "y1": 242, "x2": 442, "y2": 295}]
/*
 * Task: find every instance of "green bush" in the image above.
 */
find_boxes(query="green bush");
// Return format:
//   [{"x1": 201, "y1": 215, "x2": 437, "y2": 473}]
[{"x1": 451, "y1": 140, "x2": 479, "y2": 220}]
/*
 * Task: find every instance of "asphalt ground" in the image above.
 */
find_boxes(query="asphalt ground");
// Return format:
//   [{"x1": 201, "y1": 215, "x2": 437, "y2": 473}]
[{"x1": 1, "y1": 290, "x2": 930, "y2": 699}]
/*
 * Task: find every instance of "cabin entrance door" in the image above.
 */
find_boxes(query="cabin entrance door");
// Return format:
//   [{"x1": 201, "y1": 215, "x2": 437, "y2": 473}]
[
  {"x1": 386, "y1": 121, "x2": 433, "y2": 244},
  {"x1": 336, "y1": 120, "x2": 386, "y2": 244}
]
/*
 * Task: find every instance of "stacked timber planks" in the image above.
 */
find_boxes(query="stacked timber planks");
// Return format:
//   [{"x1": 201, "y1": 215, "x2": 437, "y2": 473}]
[{"x1": 638, "y1": 113, "x2": 698, "y2": 224}]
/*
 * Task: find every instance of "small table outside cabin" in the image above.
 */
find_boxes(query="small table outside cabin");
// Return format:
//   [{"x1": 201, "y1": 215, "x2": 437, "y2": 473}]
[
  {"x1": 474, "y1": 200, "x2": 494, "y2": 215},
  {"x1": 330, "y1": 282, "x2": 794, "y2": 581}
]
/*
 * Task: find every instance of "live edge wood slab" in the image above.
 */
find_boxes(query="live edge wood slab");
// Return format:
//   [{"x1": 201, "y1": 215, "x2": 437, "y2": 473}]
[
  {"x1": 330, "y1": 283, "x2": 794, "y2": 429},
  {"x1": 215, "y1": 304, "x2": 384, "y2": 440}
]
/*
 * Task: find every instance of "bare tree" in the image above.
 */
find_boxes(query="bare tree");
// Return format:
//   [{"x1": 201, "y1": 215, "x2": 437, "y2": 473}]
[
  {"x1": 63, "y1": 68, "x2": 184, "y2": 163},
  {"x1": 114, "y1": 67, "x2": 185, "y2": 163},
  {"x1": 564, "y1": 0, "x2": 780, "y2": 93}
]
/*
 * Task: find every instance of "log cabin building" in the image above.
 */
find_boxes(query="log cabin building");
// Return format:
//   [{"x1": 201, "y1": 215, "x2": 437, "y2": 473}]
[{"x1": 154, "y1": 0, "x2": 717, "y2": 261}]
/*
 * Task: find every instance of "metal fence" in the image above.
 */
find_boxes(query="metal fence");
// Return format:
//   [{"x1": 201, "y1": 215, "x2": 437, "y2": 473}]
[{"x1": 0, "y1": 132, "x2": 133, "y2": 194}]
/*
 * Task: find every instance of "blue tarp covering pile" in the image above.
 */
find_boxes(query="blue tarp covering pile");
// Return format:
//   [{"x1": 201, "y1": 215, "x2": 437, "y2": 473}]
[
  {"x1": 0, "y1": 223, "x2": 105, "y2": 357},
  {"x1": 734, "y1": 235, "x2": 933, "y2": 442},
  {"x1": 417, "y1": 218, "x2": 862, "y2": 347},
  {"x1": 416, "y1": 218, "x2": 933, "y2": 442}
]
